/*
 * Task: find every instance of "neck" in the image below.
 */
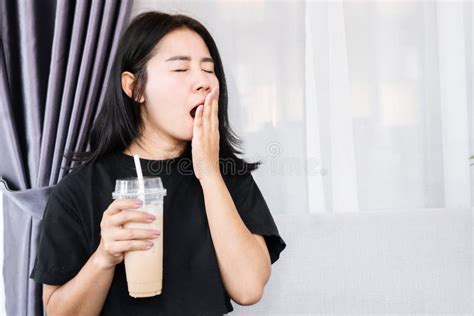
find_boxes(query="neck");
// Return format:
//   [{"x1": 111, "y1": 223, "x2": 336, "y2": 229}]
[{"x1": 124, "y1": 130, "x2": 187, "y2": 161}]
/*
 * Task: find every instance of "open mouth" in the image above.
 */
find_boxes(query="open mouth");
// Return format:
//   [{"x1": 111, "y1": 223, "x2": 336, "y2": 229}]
[{"x1": 189, "y1": 104, "x2": 203, "y2": 118}]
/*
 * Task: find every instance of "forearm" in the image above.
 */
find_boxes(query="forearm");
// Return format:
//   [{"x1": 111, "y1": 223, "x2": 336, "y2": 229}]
[
  {"x1": 200, "y1": 174, "x2": 270, "y2": 304},
  {"x1": 46, "y1": 251, "x2": 115, "y2": 316}
]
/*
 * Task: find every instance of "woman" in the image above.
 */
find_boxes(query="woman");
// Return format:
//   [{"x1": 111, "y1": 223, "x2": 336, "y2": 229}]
[{"x1": 31, "y1": 11, "x2": 286, "y2": 315}]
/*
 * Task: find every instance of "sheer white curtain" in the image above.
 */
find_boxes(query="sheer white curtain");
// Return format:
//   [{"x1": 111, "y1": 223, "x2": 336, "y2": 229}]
[
  {"x1": 306, "y1": 0, "x2": 473, "y2": 213},
  {"x1": 132, "y1": 0, "x2": 473, "y2": 214}
]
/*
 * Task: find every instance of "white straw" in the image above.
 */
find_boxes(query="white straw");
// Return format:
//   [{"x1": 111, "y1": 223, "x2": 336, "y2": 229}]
[{"x1": 133, "y1": 154, "x2": 145, "y2": 199}]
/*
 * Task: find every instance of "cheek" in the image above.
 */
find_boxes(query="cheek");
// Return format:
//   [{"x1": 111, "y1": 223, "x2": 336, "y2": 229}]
[
  {"x1": 145, "y1": 94, "x2": 175, "y2": 121},
  {"x1": 144, "y1": 76, "x2": 172, "y2": 109},
  {"x1": 143, "y1": 81, "x2": 183, "y2": 122}
]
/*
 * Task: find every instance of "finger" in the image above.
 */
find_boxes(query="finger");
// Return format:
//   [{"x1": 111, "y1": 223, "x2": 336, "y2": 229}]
[
  {"x1": 193, "y1": 104, "x2": 204, "y2": 135},
  {"x1": 105, "y1": 199, "x2": 143, "y2": 216},
  {"x1": 108, "y1": 227, "x2": 160, "y2": 241},
  {"x1": 107, "y1": 240, "x2": 155, "y2": 254},
  {"x1": 108, "y1": 209, "x2": 155, "y2": 227},
  {"x1": 211, "y1": 94, "x2": 219, "y2": 132},
  {"x1": 202, "y1": 90, "x2": 213, "y2": 132}
]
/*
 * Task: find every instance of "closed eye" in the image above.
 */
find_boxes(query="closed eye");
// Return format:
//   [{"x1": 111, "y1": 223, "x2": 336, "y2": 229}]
[{"x1": 173, "y1": 69, "x2": 214, "y2": 73}]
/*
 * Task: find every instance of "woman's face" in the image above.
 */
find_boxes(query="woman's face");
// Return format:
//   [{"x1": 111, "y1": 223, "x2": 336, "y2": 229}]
[{"x1": 140, "y1": 28, "x2": 219, "y2": 142}]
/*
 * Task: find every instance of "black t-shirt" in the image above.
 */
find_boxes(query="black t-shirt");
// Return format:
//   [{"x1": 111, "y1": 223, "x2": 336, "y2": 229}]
[{"x1": 30, "y1": 150, "x2": 286, "y2": 315}]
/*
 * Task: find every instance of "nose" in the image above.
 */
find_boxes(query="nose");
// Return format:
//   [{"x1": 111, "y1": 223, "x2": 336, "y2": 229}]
[{"x1": 192, "y1": 71, "x2": 212, "y2": 94}]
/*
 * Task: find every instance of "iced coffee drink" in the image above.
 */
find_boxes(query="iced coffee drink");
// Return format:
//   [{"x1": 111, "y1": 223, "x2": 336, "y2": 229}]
[{"x1": 112, "y1": 177, "x2": 166, "y2": 298}]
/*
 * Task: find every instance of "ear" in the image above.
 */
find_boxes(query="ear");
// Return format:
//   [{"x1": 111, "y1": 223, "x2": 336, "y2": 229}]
[{"x1": 121, "y1": 71, "x2": 145, "y2": 103}]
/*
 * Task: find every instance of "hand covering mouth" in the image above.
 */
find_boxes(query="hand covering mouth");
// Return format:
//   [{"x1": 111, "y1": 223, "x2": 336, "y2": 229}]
[{"x1": 189, "y1": 103, "x2": 204, "y2": 118}]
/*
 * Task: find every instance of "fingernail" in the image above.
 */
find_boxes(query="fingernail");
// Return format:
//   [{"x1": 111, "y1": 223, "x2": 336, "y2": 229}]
[
  {"x1": 147, "y1": 241, "x2": 154, "y2": 247},
  {"x1": 197, "y1": 105, "x2": 203, "y2": 112},
  {"x1": 153, "y1": 230, "x2": 161, "y2": 236},
  {"x1": 147, "y1": 213, "x2": 156, "y2": 220},
  {"x1": 135, "y1": 199, "x2": 143, "y2": 206}
]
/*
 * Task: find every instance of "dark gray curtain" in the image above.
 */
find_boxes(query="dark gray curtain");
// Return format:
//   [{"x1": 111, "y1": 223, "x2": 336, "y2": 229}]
[{"x1": 0, "y1": 0, "x2": 133, "y2": 314}]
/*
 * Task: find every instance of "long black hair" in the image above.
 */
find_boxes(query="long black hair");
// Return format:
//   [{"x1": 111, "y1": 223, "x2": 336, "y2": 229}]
[{"x1": 65, "y1": 11, "x2": 261, "y2": 174}]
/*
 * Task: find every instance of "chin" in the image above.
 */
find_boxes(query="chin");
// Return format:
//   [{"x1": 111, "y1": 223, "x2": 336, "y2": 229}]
[{"x1": 180, "y1": 131, "x2": 193, "y2": 142}]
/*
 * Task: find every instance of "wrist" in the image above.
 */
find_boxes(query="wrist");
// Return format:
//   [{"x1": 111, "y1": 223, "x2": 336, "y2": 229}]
[
  {"x1": 91, "y1": 250, "x2": 116, "y2": 271},
  {"x1": 199, "y1": 172, "x2": 223, "y2": 186}
]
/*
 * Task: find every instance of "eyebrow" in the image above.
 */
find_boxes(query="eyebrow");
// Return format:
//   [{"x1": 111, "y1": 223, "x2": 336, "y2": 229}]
[{"x1": 165, "y1": 55, "x2": 214, "y2": 64}]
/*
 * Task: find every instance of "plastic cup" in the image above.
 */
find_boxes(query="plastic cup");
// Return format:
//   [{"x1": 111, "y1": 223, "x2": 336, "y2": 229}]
[{"x1": 112, "y1": 176, "x2": 167, "y2": 298}]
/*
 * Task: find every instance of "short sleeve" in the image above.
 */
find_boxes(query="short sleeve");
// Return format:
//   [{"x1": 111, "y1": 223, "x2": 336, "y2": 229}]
[
  {"x1": 30, "y1": 184, "x2": 90, "y2": 285},
  {"x1": 228, "y1": 172, "x2": 286, "y2": 264}
]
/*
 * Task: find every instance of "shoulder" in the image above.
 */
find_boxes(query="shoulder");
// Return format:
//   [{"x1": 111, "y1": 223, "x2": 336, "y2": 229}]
[
  {"x1": 47, "y1": 165, "x2": 92, "y2": 213},
  {"x1": 52, "y1": 152, "x2": 117, "y2": 205},
  {"x1": 54, "y1": 161, "x2": 94, "y2": 193}
]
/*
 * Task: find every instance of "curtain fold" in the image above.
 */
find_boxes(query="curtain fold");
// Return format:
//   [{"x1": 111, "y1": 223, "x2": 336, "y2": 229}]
[
  {"x1": 16, "y1": 0, "x2": 43, "y2": 189},
  {"x1": 36, "y1": 0, "x2": 73, "y2": 188},
  {"x1": 437, "y1": 2, "x2": 471, "y2": 207},
  {"x1": 48, "y1": 0, "x2": 95, "y2": 185},
  {"x1": 0, "y1": 179, "x2": 52, "y2": 316},
  {"x1": 0, "y1": 0, "x2": 134, "y2": 314},
  {"x1": 0, "y1": 41, "x2": 29, "y2": 190}
]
